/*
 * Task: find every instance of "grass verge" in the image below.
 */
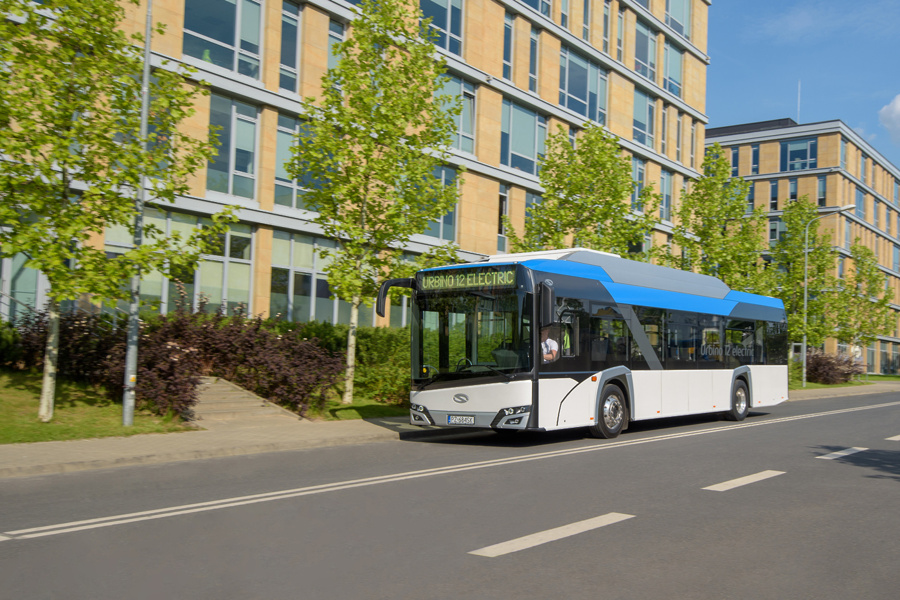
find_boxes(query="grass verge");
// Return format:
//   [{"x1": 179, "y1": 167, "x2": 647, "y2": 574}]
[
  {"x1": 0, "y1": 370, "x2": 194, "y2": 445},
  {"x1": 306, "y1": 394, "x2": 409, "y2": 421}
]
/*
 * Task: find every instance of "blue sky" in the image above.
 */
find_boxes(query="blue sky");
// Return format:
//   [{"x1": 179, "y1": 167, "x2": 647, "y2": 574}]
[{"x1": 706, "y1": 0, "x2": 900, "y2": 170}]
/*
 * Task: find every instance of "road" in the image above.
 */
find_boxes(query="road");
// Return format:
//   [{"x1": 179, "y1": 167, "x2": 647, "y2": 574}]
[{"x1": 2, "y1": 392, "x2": 899, "y2": 599}]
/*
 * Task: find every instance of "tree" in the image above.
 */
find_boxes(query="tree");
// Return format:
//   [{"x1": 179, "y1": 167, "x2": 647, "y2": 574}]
[
  {"x1": 505, "y1": 122, "x2": 659, "y2": 257},
  {"x1": 0, "y1": 0, "x2": 232, "y2": 421},
  {"x1": 764, "y1": 197, "x2": 838, "y2": 346},
  {"x1": 285, "y1": 0, "x2": 461, "y2": 404},
  {"x1": 833, "y1": 242, "x2": 895, "y2": 350},
  {"x1": 656, "y1": 143, "x2": 769, "y2": 292}
]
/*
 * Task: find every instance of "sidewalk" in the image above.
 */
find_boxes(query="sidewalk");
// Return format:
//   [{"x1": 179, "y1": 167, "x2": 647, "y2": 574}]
[{"x1": 2, "y1": 382, "x2": 898, "y2": 480}]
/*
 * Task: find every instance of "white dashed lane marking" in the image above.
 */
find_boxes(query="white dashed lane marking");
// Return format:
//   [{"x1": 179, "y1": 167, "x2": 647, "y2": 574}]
[
  {"x1": 816, "y1": 447, "x2": 868, "y2": 460},
  {"x1": 469, "y1": 513, "x2": 635, "y2": 558},
  {"x1": 886, "y1": 434, "x2": 900, "y2": 441},
  {"x1": 703, "y1": 470, "x2": 785, "y2": 492}
]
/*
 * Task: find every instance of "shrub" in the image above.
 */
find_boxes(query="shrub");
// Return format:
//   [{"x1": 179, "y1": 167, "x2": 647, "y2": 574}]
[
  {"x1": 805, "y1": 351, "x2": 865, "y2": 385},
  {"x1": 0, "y1": 318, "x2": 21, "y2": 367}
]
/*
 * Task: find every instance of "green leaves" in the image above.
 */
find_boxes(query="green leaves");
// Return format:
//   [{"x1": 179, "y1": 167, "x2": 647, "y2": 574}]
[
  {"x1": 833, "y1": 243, "x2": 894, "y2": 348},
  {"x1": 0, "y1": 0, "x2": 227, "y2": 305},
  {"x1": 506, "y1": 122, "x2": 659, "y2": 258}
]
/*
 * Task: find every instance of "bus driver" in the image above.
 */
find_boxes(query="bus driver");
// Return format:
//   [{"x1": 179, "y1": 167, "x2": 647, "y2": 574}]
[{"x1": 540, "y1": 326, "x2": 558, "y2": 363}]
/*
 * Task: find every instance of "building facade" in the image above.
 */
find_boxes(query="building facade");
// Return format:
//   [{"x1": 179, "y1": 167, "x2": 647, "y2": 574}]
[
  {"x1": 707, "y1": 118, "x2": 900, "y2": 374},
  {"x1": 1, "y1": 0, "x2": 710, "y2": 327}
]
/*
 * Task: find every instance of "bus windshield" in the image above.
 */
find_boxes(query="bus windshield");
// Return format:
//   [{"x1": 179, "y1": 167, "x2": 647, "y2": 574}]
[{"x1": 411, "y1": 289, "x2": 533, "y2": 385}]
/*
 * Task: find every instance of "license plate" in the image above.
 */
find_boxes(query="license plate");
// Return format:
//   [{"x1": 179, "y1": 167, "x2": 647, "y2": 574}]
[{"x1": 448, "y1": 415, "x2": 475, "y2": 425}]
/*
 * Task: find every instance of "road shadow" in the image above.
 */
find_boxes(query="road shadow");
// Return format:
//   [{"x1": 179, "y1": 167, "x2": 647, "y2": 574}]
[{"x1": 812, "y1": 445, "x2": 900, "y2": 483}]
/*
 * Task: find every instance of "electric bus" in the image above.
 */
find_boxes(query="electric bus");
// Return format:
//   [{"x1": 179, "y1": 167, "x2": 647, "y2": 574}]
[{"x1": 376, "y1": 248, "x2": 788, "y2": 438}]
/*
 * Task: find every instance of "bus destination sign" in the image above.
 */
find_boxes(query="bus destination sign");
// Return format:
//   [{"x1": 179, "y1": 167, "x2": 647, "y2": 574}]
[{"x1": 418, "y1": 267, "x2": 517, "y2": 292}]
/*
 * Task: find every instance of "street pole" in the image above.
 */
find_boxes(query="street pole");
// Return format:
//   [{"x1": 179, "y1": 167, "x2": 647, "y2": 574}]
[
  {"x1": 122, "y1": 0, "x2": 154, "y2": 426},
  {"x1": 802, "y1": 203, "x2": 855, "y2": 388}
]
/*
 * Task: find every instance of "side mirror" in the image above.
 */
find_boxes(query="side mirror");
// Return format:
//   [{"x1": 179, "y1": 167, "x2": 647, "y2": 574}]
[
  {"x1": 540, "y1": 280, "x2": 557, "y2": 326},
  {"x1": 376, "y1": 278, "x2": 417, "y2": 318}
]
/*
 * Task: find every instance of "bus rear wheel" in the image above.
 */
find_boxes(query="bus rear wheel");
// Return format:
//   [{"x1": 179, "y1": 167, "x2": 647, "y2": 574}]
[
  {"x1": 724, "y1": 379, "x2": 750, "y2": 421},
  {"x1": 589, "y1": 383, "x2": 627, "y2": 439}
]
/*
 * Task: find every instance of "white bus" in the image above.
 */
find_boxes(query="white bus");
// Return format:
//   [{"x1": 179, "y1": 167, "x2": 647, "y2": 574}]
[{"x1": 376, "y1": 248, "x2": 789, "y2": 438}]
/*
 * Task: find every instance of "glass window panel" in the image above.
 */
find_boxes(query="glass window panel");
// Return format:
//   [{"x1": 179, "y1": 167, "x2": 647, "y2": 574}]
[
  {"x1": 239, "y1": 0, "x2": 261, "y2": 53},
  {"x1": 183, "y1": 33, "x2": 234, "y2": 69},
  {"x1": 234, "y1": 120, "x2": 256, "y2": 174},
  {"x1": 184, "y1": 0, "x2": 237, "y2": 46},
  {"x1": 315, "y1": 277, "x2": 333, "y2": 322},
  {"x1": 292, "y1": 272, "x2": 312, "y2": 322},
  {"x1": 272, "y1": 230, "x2": 291, "y2": 265},
  {"x1": 510, "y1": 104, "x2": 537, "y2": 158},
  {"x1": 232, "y1": 174, "x2": 255, "y2": 199},
  {"x1": 229, "y1": 225, "x2": 252, "y2": 260},
  {"x1": 226, "y1": 262, "x2": 251, "y2": 312},
  {"x1": 316, "y1": 238, "x2": 335, "y2": 270},
  {"x1": 274, "y1": 184, "x2": 293, "y2": 207},
  {"x1": 270, "y1": 266, "x2": 289, "y2": 318},
  {"x1": 293, "y1": 234, "x2": 315, "y2": 268},
  {"x1": 199, "y1": 260, "x2": 224, "y2": 311},
  {"x1": 275, "y1": 130, "x2": 293, "y2": 182}
]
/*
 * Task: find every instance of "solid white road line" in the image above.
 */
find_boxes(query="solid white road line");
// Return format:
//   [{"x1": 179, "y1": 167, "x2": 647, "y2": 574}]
[
  {"x1": 703, "y1": 470, "x2": 785, "y2": 492},
  {"x1": 815, "y1": 447, "x2": 868, "y2": 460},
  {"x1": 469, "y1": 513, "x2": 634, "y2": 558},
  {"x1": 4, "y1": 400, "x2": 900, "y2": 542},
  {"x1": 886, "y1": 434, "x2": 900, "y2": 441}
]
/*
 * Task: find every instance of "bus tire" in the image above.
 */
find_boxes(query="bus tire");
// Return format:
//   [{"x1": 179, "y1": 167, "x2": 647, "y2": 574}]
[
  {"x1": 589, "y1": 383, "x2": 627, "y2": 439},
  {"x1": 724, "y1": 379, "x2": 750, "y2": 421}
]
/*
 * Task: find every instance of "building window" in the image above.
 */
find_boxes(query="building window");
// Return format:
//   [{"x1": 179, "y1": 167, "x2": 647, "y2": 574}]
[
  {"x1": 665, "y1": 0, "x2": 691, "y2": 38},
  {"x1": 279, "y1": 2, "x2": 301, "y2": 92},
  {"x1": 274, "y1": 114, "x2": 317, "y2": 210},
  {"x1": 663, "y1": 42, "x2": 682, "y2": 97},
  {"x1": 559, "y1": 46, "x2": 608, "y2": 124},
  {"x1": 660, "y1": 169, "x2": 673, "y2": 221},
  {"x1": 633, "y1": 89, "x2": 655, "y2": 148},
  {"x1": 860, "y1": 154, "x2": 867, "y2": 184},
  {"x1": 178, "y1": 220, "x2": 254, "y2": 315},
  {"x1": 789, "y1": 178, "x2": 797, "y2": 202},
  {"x1": 270, "y1": 231, "x2": 375, "y2": 326},
  {"x1": 856, "y1": 187, "x2": 866, "y2": 219},
  {"x1": 837, "y1": 256, "x2": 844, "y2": 279},
  {"x1": 328, "y1": 19, "x2": 344, "y2": 71},
  {"x1": 498, "y1": 184, "x2": 509, "y2": 253},
  {"x1": 501, "y1": 99, "x2": 547, "y2": 176},
  {"x1": 746, "y1": 183, "x2": 755, "y2": 213},
  {"x1": 660, "y1": 106, "x2": 668, "y2": 155},
  {"x1": 632, "y1": 157, "x2": 646, "y2": 212},
  {"x1": 751, "y1": 144, "x2": 760, "y2": 175},
  {"x1": 207, "y1": 94, "x2": 257, "y2": 199},
  {"x1": 439, "y1": 75, "x2": 476, "y2": 154},
  {"x1": 426, "y1": 166, "x2": 457, "y2": 241},
  {"x1": 582, "y1": 0, "x2": 591, "y2": 40},
  {"x1": 675, "y1": 112, "x2": 682, "y2": 162},
  {"x1": 503, "y1": 13, "x2": 514, "y2": 80},
  {"x1": 634, "y1": 20, "x2": 657, "y2": 81},
  {"x1": 875, "y1": 201, "x2": 881, "y2": 230},
  {"x1": 183, "y1": 0, "x2": 262, "y2": 78},
  {"x1": 634, "y1": 0, "x2": 649, "y2": 8},
  {"x1": 894, "y1": 245, "x2": 900, "y2": 272},
  {"x1": 731, "y1": 146, "x2": 739, "y2": 177},
  {"x1": 521, "y1": 0, "x2": 551, "y2": 18},
  {"x1": 840, "y1": 137, "x2": 847, "y2": 170},
  {"x1": 561, "y1": 0, "x2": 569, "y2": 28},
  {"x1": 422, "y1": 0, "x2": 463, "y2": 56},
  {"x1": 602, "y1": 0, "x2": 611, "y2": 53},
  {"x1": 529, "y1": 27, "x2": 540, "y2": 93},
  {"x1": 845, "y1": 220, "x2": 852, "y2": 250},
  {"x1": 817, "y1": 175, "x2": 826, "y2": 207},
  {"x1": 780, "y1": 138, "x2": 818, "y2": 171},
  {"x1": 689, "y1": 121, "x2": 696, "y2": 168},
  {"x1": 769, "y1": 217, "x2": 784, "y2": 244},
  {"x1": 769, "y1": 181, "x2": 778, "y2": 210},
  {"x1": 616, "y1": 8, "x2": 624, "y2": 61},
  {"x1": 525, "y1": 191, "x2": 541, "y2": 222},
  {"x1": 895, "y1": 179, "x2": 899, "y2": 205}
]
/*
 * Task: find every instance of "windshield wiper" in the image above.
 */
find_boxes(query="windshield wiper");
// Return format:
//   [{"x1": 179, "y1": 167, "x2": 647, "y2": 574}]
[{"x1": 459, "y1": 363, "x2": 514, "y2": 381}]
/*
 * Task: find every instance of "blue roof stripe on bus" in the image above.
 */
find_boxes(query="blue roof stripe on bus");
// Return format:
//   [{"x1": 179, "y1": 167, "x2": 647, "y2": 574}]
[
  {"x1": 519, "y1": 259, "x2": 615, "y2": 282},
  {"x1": 724, "y1": 290, "x2": 785, "y2": 309},
  {"x1": 601, "y1": 282, "x2": 738, "y2": 315}
]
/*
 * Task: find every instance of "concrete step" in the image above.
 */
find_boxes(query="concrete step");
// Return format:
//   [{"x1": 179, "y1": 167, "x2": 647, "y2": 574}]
[{"x1": 194, "y1": 376, "x2": 296, "y2": 422}]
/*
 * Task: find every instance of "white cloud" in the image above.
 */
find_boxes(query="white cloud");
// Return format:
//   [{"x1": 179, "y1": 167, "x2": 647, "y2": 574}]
[{"x1": 879, "y1": 95, "x2": 900, "y2": 146}]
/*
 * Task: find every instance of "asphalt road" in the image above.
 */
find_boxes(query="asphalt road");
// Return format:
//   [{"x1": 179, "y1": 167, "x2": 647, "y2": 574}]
[{"x1": 2, "y1": 392, "x2": 899, "y2": 600}]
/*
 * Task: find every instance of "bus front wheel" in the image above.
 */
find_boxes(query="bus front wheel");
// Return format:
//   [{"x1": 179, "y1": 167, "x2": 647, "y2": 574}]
[
  {"x1": 724, "y1": 380, "x2": 750, "y2": 421},
  {"x1": 589, "y1": 383, "x2": 627, "y2": 439}
]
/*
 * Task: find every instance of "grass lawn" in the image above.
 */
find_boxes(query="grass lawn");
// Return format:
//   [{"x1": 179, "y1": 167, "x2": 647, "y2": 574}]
[
  {"x1": 310, "y1": 395, "x2": 409, "y2": 421},
  {"x1": 0, "y1": 370, "x2": 194, "y2": 445}
]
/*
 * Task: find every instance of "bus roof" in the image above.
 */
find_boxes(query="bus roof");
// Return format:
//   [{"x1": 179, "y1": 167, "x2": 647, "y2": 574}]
[{"x1": 426, "y1": 248, "x2": 785, "y2": 320}]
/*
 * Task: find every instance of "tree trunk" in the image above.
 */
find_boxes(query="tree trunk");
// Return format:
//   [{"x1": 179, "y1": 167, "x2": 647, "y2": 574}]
[
  {"x1": 341, "y1": 295, "x2": 360, "y2": 405},
  {"x1": 38, "y1": 299, "x2": 60, "y2": 422}
]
